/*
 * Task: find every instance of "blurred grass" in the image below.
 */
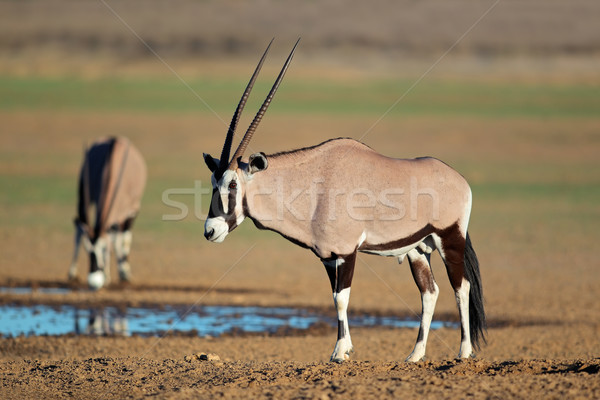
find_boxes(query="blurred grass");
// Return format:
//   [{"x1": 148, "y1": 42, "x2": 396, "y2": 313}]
[{"x1": 1, "y1": 76, "x2": 599, "y2": 118}]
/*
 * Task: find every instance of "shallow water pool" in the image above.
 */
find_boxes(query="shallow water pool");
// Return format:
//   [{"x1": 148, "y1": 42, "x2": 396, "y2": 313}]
[{"x1": 0, "y1": 303, "x2": 456, "y2": 338}]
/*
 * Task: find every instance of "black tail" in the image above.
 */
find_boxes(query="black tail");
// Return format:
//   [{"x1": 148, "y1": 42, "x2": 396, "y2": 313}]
[{"x1": 464, "y1": 233, "x2": 487, "y2": 350}]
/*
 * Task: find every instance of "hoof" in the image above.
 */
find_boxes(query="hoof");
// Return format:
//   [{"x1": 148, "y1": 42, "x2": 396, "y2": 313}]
[{"x1": 330, "y1": 347, "x2": 353, "y2": 363}]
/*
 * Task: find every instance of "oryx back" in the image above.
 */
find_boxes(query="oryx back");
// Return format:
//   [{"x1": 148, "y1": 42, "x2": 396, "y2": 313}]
[{"x1": 244, "y1": 138, "x2": 471, "y2": 259}]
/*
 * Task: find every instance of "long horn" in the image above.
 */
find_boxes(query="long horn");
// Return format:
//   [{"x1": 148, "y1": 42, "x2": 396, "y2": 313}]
[
  {"x1": 228, "y1": 38, "x2": 300, "y2": 170},
  {"x1": 216, "y1": 39, "x2": 273, "y2": 179}
]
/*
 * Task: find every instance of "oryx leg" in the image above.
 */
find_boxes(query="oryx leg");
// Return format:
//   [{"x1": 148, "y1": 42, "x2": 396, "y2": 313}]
[
  {"x1": 103, "y1": 237, "x2": 112, "y2": 286},
  {"x1": 68, "y1": 223, "x2": 83, "y2": 281},
  {"x1": 405, "y1": 244, "x2": 439, "y2": 362},
  {"x1": 113, "y1": 218, "x2": 135, "y2": 282},
  {"x1": 323, "y1": 251, "x2": 356, "y2": 363},
  {"x1": 113, "y1": 230, "x2": 133, "y2": 282},
  {"x1": 435, "y1": 229, "x2": 472, "y2": 359}
]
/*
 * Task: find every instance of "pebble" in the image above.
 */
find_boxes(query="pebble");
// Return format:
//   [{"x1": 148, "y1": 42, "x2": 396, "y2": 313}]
[
  {"x1": 198, "y1": 353, "x2": 220, "y2": 362},
  {"x1": 184, "y1": 353, "x2": 221, "y2": 362}
]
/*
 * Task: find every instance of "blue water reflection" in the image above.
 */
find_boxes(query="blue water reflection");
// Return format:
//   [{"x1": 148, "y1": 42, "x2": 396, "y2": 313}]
[{"x1": 0, "y1": 304, "x2": 455, "y2": 338}]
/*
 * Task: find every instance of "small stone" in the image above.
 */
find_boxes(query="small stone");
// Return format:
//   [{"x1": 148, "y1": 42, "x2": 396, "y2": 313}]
[{"x1": 198, "y1": 353, "x2": 220, "y2": 362}]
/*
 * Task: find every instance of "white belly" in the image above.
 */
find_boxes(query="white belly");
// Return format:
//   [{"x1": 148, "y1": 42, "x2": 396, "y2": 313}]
[{"x1": 358, "y1": 234, "x2": 436, "y2": 263}]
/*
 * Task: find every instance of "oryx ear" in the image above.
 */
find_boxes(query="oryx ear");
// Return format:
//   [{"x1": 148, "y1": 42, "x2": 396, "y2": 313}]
[
  {"x1": 248, "y1": 152, "x2": 268, "y2": 174},
  {"x1": 203, "y1": 153, "x2": 220, "y2": 172}
]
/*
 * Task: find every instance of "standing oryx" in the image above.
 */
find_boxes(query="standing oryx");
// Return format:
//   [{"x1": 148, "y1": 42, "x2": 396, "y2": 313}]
[
  {"x1": 69, "y1": 137, "x2": 146, "y2": 290},
  {"x1": 202, "y1": 40, "x2": 486, "y2": 362}
]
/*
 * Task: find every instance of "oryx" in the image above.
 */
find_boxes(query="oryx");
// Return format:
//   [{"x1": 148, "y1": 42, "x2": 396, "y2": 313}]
[
  {"x1": 202, "y1": 40, "x2": 486, "y2": 362},
  {"x1": 69, "y1": 137, "x2": 147, "y2": 290}
]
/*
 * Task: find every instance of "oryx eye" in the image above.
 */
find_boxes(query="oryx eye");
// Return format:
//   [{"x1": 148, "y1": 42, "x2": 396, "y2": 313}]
[{"x1": 228, "y1": 181, "x2": 237, "y2": 190}]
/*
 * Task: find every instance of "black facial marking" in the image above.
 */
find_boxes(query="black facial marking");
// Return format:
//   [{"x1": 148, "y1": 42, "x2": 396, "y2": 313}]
[
  {"x1": 207, "y1": 188, "x2": 222, "y2": 218},
  {"x1": 226, "y1": 187, "x2": 238, "y2": 231},
  {"x1": 207, "y1": 180, "x2": 240, "y2": 232}
]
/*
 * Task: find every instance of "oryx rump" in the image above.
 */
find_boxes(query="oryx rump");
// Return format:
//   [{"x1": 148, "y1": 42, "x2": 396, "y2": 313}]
[
  {"x1": 69, "y1": 137, "x2": 146, "y2": 290},
  {"x1": 202, "y1": 40, "x2": 486, "y2": 362}
]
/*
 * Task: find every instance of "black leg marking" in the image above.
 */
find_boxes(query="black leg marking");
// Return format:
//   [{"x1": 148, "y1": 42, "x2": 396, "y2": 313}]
[
  {"x1": 322, "y1": 250, "x2": 358, "y2": 362},
  {"x1": 323, "y1": 252, "x2": 357, "y2": 293},
  {"x1": 408, "y1": 249, "x2": 435, "y2": 294},
  {"x1": 416, "y1": 326, "x2": 425, "y2": 343},
  {"x1": 408, "y1": 248, "x2": 437, "y2": 344},
  {"x1": 337, "y1": 319, "x2": 346, "y2": 340},
  {"x1": 439, "y1": 225, "x2": 467, "y2": 291},
  {"x1": 120, "y1": 216, "x2": 136, "y2": 232},
  {"x1": 405, "y1": 246, "x2": 441, "y2": 362}
]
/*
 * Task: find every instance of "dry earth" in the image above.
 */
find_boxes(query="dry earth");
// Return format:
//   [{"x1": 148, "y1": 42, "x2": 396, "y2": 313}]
[
  {"x1": 0, "y1": 321, "x2": 599, "y2": 398},
  {"x1": 1, "y1": 111, "x2": 599, "y2": 398}
]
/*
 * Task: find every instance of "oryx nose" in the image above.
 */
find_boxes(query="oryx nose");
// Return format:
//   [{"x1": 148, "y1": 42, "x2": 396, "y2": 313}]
[{"x1": 204, "y1": 228, "x2": 214, "y2": 240}]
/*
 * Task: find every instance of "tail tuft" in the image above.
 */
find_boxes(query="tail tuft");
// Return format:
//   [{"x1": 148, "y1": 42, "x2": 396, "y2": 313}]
[{"x1": 464, "y1": 233, "x2": 487, "y2": 350}]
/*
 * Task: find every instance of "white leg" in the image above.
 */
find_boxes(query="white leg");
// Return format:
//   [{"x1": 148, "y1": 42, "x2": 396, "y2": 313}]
[
  {"x1": 323, "y1": 254, "x2": 357, "y2": 363},
  {"x1": 405, "y1": 248, "x2": 439, "y2": 362},
  {"x1": 456, "y1": 278, "x2": 472, "y2": 358},
  {"x1": 406, "y1": 282, "x2": 439, "y2": 362},
  {"x1": 102, "y1": 235, "x2": 112, "y2": 286},
  {"x1": 68, "y1": 227, "x2": 83, "y2": 280},
  {"x1": 113, "y1": 230, "x2": 133, "y2": 281},
  {"x1": 434, "y1": 231, "x2": 477, "y2": 359},
  {"x1": 331, "y1": 287, "x2": 353, "y2": 362}
]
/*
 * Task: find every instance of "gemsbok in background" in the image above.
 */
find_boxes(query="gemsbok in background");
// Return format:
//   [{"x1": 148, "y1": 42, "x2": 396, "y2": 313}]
[
  {"x1": 202, "y1": 40, "x2": 486, "y2": 362},
  {"x1": 69, "y1": 137, "x2": 147, "y2": 290}
]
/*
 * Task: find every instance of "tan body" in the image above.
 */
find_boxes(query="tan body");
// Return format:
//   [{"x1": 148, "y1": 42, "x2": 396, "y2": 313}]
[
  {"x1": 97, "y1": 138, "x2": 146, "y2": 230},
  {"x1": 243, "y1": 138, "x2": 471, "y2": 260}
]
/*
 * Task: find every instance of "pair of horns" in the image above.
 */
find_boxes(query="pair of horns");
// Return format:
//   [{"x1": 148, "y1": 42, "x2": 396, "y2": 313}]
[{"x1": 216, "y1": 38, "x2": 300, "y2": 178}]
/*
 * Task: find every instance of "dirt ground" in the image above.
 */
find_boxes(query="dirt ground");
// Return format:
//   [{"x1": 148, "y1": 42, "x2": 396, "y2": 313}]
[
  {"x1": 1, "y1": 113, "x2": 599, "y2": 399},
  {"x1": 1, "y1": 111, "x2": 599, "y2": 399},
  {"x1": 1, "y1": 265, "x2": 599, "y2": 399},
  {"x1": 0, "y1": 335, "x2": 598, "y2": 399},
  {"x1": 0, "y1": 309, "x2": 599, "y2": 399}
]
